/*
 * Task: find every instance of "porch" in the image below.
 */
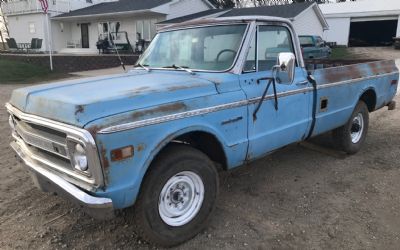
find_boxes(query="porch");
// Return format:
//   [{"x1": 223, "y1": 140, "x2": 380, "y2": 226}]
[{"x1": 51, "y1": 12, "x2": 165, "y2": 55}]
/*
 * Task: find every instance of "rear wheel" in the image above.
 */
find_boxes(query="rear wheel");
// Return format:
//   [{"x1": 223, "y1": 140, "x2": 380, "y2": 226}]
[
  {"x1": 134, "y1": 145, "x2": 219, "y2": 247},
  {"x1": 333, "y1": 101, "x2": 369, "y2": 154}
]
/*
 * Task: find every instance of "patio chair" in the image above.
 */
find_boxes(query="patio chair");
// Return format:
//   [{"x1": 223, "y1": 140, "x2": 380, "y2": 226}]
[
  {"x1": 27, "y1": 38, "x2": 43, "y2": 53},
  {"x1": 6, "y1": 38, "x2": 20, "y2": 51}
]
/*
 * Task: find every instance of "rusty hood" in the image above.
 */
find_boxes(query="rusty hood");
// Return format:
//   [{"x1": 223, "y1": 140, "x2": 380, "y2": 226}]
[{"x1": 9, "y1": 70, "x2": 218, "y2": 127}]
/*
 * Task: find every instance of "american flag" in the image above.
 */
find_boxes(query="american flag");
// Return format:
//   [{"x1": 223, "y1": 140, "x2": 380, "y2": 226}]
[{"x1": 38, "y1": 0, "x2": 49, "y2": 14}]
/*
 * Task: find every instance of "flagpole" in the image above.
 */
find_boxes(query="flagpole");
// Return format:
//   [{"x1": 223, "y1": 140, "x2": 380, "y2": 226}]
[{"x1": 45, "y1": 12, "x2": 53, "y2": 71}]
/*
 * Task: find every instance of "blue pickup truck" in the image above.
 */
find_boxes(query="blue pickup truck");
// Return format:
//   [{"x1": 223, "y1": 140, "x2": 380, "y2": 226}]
[
  {"x1": 299, "y1": 35, "x2": 332, "y2": 59},
  {"x1": 6, "y1": 16, "x2": 398, "y2": 246}
]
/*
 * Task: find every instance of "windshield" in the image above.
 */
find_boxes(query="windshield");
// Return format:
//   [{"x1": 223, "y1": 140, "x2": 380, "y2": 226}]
[
  {"x1": 137, "y1": 24, "x2": 248, "y2": 71},
  {"x1": 299, "y1": 36, "x2": 314, "y2": 47}
]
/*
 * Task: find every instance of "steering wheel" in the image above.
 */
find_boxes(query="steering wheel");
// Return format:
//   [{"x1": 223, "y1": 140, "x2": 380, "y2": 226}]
[{"x1": 216, "y1": 49, "x2": 237, "y2": 62}]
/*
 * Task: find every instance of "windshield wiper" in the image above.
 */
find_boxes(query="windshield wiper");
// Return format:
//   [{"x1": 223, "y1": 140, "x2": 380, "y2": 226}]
[
  {"x1": 162, "y1": 64, "x2": 194, "y2": 75},
  {"x1": 134, "y1": 63, "x2": 150, "y2": 72}
]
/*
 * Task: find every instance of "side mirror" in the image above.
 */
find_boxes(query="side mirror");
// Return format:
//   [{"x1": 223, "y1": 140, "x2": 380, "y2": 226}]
[{"x1": 275, "y1": 52, "x2": 296, "y2": 84}]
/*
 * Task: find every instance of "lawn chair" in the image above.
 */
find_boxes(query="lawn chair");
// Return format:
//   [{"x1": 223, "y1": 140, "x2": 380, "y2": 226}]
[
  {"x1": 6, "y1": 38, "x2": 21, "y2": 52},
  {"x1": 27, "y1": 38, "x2": 43, "y2": 53}
]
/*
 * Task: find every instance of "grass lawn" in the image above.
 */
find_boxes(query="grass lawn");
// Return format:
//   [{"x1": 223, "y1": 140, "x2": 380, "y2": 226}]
[
  {"x1": 330, "y1": 47, "x2": 354, "y2": 60},
  {"x1": 0, "y1": 59, "x2": 70, "y2": 84}
]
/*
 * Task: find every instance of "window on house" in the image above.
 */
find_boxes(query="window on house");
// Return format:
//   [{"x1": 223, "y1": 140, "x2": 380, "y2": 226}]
[
  {"x1": 136, "y1": 19, "x2": 157, "y2": 41},
  {"x1": 29, "y1": 23, "x2": 36, "y2": 34},
  {"x1": 98, "y1": 22, "x2": 120, "y2": 41}
]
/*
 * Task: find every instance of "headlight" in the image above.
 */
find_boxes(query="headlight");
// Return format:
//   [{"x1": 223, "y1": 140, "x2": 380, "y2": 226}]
[{"x1": 73, "y1": 144, "x2": 88, "y2": 171}]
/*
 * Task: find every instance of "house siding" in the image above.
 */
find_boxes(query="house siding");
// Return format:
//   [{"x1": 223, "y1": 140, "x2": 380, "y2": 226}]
[
  {"x1": 7, "y1": 13, "x2": 47, "y2": 50},
  {"x1": 323, "y1": 17, "x2": 351, "y2": 46},
  {"x1": 292, "y1": 8, "x2": 324, "y2": 37},
  {"x1": 51, "y1": 19, "x2": 72, "y2": 51}
]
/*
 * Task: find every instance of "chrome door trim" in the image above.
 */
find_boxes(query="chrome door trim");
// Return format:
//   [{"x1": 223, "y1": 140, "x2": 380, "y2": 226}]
[{"x1": 99, "y1": 87, "x2": 314, "y2": 134}]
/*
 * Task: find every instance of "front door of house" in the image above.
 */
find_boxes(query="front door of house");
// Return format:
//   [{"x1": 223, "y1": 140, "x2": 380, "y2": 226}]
[{"x1": 81, "y1": 23, "x2": 89, "y2": 48}]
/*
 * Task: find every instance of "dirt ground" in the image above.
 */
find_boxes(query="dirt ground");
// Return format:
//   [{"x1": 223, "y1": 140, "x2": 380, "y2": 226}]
[
  {"x1": 1, "y1": 51, "x2": 400, "y2": 250},
  {"x1": 348, "y1": 47, "x2": 400, "y2": 61}
]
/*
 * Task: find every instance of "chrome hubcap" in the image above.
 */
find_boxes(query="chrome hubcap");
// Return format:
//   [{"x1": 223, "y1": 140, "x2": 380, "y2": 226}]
[
  {"x1": 158, "y1": 171, "x2": 204, "y2": 227},
  {"x1": 351, "y1": 113, "x2": 364, "y2": 143}
]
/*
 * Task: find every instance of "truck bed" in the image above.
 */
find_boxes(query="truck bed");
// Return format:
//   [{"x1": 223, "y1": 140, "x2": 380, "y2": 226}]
[{"x1": 305, "y1": 59, "x2": 399, "y2": 137}]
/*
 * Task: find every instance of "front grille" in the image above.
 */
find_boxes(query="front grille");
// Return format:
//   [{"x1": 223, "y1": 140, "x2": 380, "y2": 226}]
[
  {"x1": 12, "y1": 115, "x2": 71, "y2": 161},
  {"x1": 6, "y1": 103, "x2": 104, "y2": 189}
]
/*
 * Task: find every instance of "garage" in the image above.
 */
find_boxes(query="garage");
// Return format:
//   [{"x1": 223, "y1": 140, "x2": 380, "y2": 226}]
[
  {"x1": 320, "y1": 0, "x2": 400, "y2": 47},
  {"x1": 349, "y1": 20, "x2": 398, "y2": 47}
]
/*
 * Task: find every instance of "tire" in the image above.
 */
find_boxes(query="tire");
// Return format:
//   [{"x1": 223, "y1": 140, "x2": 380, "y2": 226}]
[
  {"x1": 133, "y1": 144, "x2": 219, "y2": 247},
  {"x1": 333, "y1": 101, "x2": 369, "y2": 154}
]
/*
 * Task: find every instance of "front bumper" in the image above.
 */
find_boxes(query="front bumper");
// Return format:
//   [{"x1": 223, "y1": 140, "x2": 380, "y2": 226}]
[{"x1": 11, "y1": 140, "x2": 115, "y2": 220}]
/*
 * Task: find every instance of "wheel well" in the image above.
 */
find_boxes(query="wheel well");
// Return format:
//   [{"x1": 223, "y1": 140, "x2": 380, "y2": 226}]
[
  {"x1": 164, "y1": 131, "x2": 228, "y2": 170},
  {"x1": 360, "y1": 89, "x2": 376, "y2": 112}
]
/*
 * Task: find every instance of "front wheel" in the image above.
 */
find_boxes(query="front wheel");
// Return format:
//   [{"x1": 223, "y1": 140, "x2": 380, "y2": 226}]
[
  {"x1": 333, "y1": 101, "x2": 369, "y2": 154},
  {"x1": 133, "y1": 145, "x2": 219, "y2": 247}
]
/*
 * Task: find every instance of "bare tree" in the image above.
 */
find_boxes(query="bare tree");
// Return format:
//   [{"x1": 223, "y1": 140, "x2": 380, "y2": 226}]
[
  {"x1": 0, "y1": 0, "x2": 9, "y2": 36},
  {"x1": 0, "y1": 1, "x2": 8, "y2": 50}
]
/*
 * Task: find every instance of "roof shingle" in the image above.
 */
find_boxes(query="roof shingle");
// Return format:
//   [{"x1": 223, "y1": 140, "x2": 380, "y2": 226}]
[
  {"x1": 55, "y1": 0, "x2": 172, "y2": 18},
  {"x1": 159, "y1": 2, "x2": 314, "y2": 24},
  {"x1": 221, "y1": 2, "x2": 314, "y2": 19},
  {"x1": 159, "y1": 9, "x2": 228, "y2": 24}
]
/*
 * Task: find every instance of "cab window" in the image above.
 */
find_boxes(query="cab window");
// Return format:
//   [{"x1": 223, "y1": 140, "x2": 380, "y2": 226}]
[{"x1": 258, "y1": 26, "x2": 295, "y2": 71}]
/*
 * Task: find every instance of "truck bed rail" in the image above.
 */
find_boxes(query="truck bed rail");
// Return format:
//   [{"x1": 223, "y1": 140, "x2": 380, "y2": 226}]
[{"x1": 305, "y1": 59, "x2": 379, "y2": 71}]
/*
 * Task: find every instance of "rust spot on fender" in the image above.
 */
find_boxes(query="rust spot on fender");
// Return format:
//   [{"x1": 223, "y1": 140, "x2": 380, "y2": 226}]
[
  {"x1": 99, "y1": 143, "x2": 110, "y2": 169},
  {"x1": 137, "y1": 144, "x2": 146, "y2": 152},
  {"x1": 75, "y1": 105, "x2": 84, "y2": 116},
  {"x1": 87, "y1": 125, "x2": 102, "y2": 139},
  {"x1": 166, "y1": 83, "x2": 206, "y2": 92},
  {"x1": 125, "y1": 86, "x2": 152, "y2": 96},
  {"x1": 131, "y1": 102, "x2": 187, "y2": 120}
]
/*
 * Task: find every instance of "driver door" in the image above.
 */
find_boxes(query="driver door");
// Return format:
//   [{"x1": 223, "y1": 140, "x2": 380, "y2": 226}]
[{"x1": 239, "y1": 25, "x2": 312, "y2": 160}]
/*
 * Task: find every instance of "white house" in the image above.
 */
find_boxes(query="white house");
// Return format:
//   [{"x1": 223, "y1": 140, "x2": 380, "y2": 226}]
[
  {"x1": 3, "y1": 0, "x2": 215, "y2": 54},
  {"x1": 320, "y1": 0, "x2": 400, "y2": 46},
  {"x1": 2, "y1": 0, "x2": 112, "y2": 51},
  {"x1": 159, "y1": 2, "x2": 329, "y2": 37}
]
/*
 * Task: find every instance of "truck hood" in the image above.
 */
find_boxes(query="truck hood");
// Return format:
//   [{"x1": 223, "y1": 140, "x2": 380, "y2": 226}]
[{"x1": 9, "y1": 70, "x2": 218, "y2": 127}]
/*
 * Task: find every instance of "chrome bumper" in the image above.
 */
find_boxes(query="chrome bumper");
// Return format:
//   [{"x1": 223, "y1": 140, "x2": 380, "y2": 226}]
[{"x1": 11, "y1": 141, "x2": 115, "y2": 220}]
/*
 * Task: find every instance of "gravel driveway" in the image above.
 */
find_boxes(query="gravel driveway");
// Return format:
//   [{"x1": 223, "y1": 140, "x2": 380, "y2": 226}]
[{"x1": 1, "y1": 70, "x2": 400, "y2": 249}]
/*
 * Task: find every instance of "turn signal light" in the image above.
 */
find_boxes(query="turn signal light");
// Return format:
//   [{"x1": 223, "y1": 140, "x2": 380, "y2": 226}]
[{"x1": 111, "y1": 146, "x2": 134, "y2": 162}]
